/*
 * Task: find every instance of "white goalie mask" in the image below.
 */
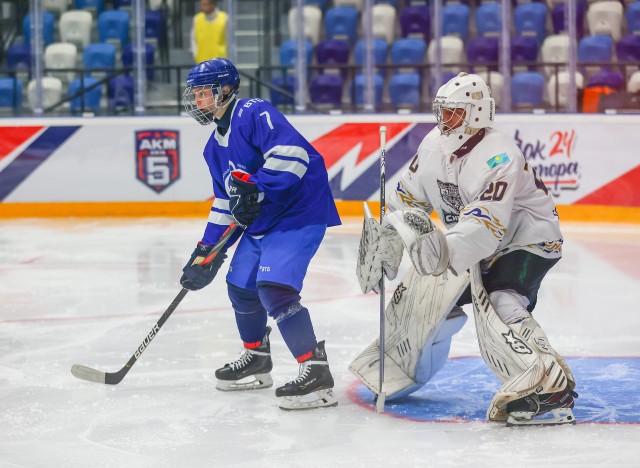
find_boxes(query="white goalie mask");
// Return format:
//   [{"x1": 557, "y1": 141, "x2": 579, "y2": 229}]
[{"x1": 432, "y1": 72, "x2": 495, "y2": 154}]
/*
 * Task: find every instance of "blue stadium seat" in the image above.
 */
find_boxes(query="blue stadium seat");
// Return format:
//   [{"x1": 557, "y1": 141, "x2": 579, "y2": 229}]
[
  {"x1": 7, "y1": 44, "x2": 31, "y2": 71},
  {"x1": 514, "y1": 2, "x2": 548, "y2": 45},
  {"x1": 351, "y1": 74, "x2": 384, "y2": 107},
  {"x1": 467, "y1": 37, "x2": 499, "y2": 72},
  {"x1": 354, "y1": 38, "x2": 388, "y2": 76},
  {"x1": 270, "y1": 75, "x2": 296, "y2": 106},
  {"x1": 305, "y1": 0, "x2": 329, "y2": 10},
  {"x1": 145, "y1": 9, "x2": 166, "y2": 48},
  {"x1": 389, "y1": 73, "x2": 420, "y2": 107},
  {"x1": 98, "y1": 10, "x2": 130, "y2": 48},
  {"x1": 309, "y1": 74, "x2": 343, "y2": 105},
  {"x1": 83, "y1": 43, "x2": 117, "y2": 75},
  {"x1": 578, "y1": 35, "x2": 613, "y2": 68},
  {"x1": 511, "y1": 72, "x2": 545, "y2": 107},
  {"x1": 75, "y1": 0, "x2": 105, "y2": 15},
  {"x1": 442, "y1": 3, "x2": 470, "y2": 42},
  {"x1": 0, "y1": 78, "x2": 23, "y2": 109},
  {"x1": 324, "y1": 6, "x2": 359, "y2": 45},
  {"x1": 315, "y1": 39, "x2": 350, "y2": 77},
  {"x1": 23, "y1": 12, "x2": 56, "y2": 46},
  {"x1": 475, "y1": 3, "x2": 501, "y2": 38},
  {"x1": 627, "y1": 3, "x2": 640, "y2": 35},
  {"x1": 279, "y1": 39, "x2": 313, "y2": 67},
  {"x1": 121, "y1": 43, "x2": 155, "y2": 80},
  {"x1": 390, "y1": 38, "x2": 426, "y2": 71},
  {"x1": 399, "y1": 5, "x2": 430, "y2": 41},
  {"x1": 108, "y1": 74, "x2": 134, "y2": 109},
  {"x1": 68, "y1": 77, "x2": 102, "y2": 113},
  {"x1": 113, "y1": 0, "x2": 132, "y2": 9}
]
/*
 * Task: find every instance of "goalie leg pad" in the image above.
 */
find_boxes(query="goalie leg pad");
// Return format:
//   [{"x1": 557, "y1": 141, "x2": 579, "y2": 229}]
[
  {"x1": 349, "y1": 267, "x2": 470, "y2": 400},
  {"x1": 470, "y1": 265, "x2": 573, "y2": 423}
]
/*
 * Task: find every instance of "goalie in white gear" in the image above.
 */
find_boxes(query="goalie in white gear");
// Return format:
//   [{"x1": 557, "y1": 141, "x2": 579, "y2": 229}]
[{"x1": 355, "y1": 73, "x2": 577, "y2": 426}]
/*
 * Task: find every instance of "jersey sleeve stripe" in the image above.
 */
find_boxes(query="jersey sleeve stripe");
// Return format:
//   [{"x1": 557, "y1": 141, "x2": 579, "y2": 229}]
[
  {"x1": 263, "y1": 145, "x2": 310, "y2": 164},
  {"x1": 263, "y1": 157, "x2": 308, "y2": 178},
  {"x1": 207, "y1": 210, "x2": 234, "y2": 225},
  {"x1": 212, "y1": 197, "x2": 230, "y2": 210}
]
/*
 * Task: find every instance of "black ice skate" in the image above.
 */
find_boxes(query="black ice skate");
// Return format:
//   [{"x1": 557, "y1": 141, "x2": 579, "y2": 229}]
[
  {"x1": 505, "y1": 387, "x2": 578, "y2": 427},
  {"x1": 276, "y1": 341, "x2": 338, "y2": 411},
  {"x1": 215, "y1": 327, "x2": 273, "y2": 391}
]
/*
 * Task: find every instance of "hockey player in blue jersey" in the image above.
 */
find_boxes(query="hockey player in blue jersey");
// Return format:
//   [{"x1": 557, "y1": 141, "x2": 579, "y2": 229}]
[{"x1": 180, "y1": 58, "x2": 341, "y2": 410}]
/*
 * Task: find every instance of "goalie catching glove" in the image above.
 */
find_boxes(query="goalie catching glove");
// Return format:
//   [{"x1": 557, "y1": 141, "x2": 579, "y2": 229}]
[
  {"x1": 356, "y1": 202, "x2": 404, "y2": 294},
  {"x1": 385, "y1": 208, "x2": 450, "y2": 277}
]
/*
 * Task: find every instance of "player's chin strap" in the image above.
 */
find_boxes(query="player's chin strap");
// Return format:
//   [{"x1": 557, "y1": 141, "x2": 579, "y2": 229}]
[
  {"x1": 214, "y1": 86, "x2": 239, "y2": 111},
  {"x1": 469, "y1": 263, "x2": 574, "y2": 422}
]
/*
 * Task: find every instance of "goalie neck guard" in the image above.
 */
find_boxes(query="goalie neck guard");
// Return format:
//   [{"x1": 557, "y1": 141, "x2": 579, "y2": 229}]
[
  {"x1": 433, "y1": 72, "x2": 495, "y2": 155},
  {"x1": 183, "y1": 58, "x2": 241, "y2": 125}
]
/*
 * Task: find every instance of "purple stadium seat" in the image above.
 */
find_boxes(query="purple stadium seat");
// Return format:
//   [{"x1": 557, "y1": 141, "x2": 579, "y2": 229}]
[
  {"x1": 552, "y1": 1, "x2": 586, "y2": 38},
  {"x1": 310, "y1": 74, "x2": 343, "y2": 105},
  {"x1": 511, "y1": 36, "x2": 539, "y2": 66},
  {"x1": 108, "y1": 74, "x2": 134, "y2": 109},
  {"x1": 399, "y1": 5, "x2": 430, "y2": 41},
  {"x1": 315, "y1": 39, "x2": 350, "y2": 77},
  {"x1": 587, "y1": 71, "x2": 624, "y2": 92},
  {"x1": 7, "y1": 44, "x2": 31, "y2": 70},
  {"x1": 467, "y1": 37, "x2": 499, "y2": 72},
  {"x1": 617, "y1": 35, "x2": 640, "y2": 63},
  {"x1": 122, "y1": 43, "x2": 155, "y2": 80}
]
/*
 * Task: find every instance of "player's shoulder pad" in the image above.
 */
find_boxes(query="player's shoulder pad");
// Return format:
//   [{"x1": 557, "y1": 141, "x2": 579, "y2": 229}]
[{"x1": 469, "y1": 128, "x2": 524, "y2": 175}]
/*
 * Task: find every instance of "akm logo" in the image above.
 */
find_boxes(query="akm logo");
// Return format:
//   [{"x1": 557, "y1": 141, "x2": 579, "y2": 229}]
[{"x1": 135, "y1": 130, "x2": 180, "y2": 193}]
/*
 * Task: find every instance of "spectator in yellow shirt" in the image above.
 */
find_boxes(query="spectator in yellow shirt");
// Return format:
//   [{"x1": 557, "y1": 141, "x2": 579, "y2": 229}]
[{"x1": 191, "y1": 0, "x2": 228, "y2": 64}]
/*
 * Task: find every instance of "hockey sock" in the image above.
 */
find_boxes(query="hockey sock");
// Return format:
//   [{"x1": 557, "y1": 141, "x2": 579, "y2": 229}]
[
  {"x1": 228, "y1": 282, "x2": 268, "y2": 345},
  {"x1": 258, "y1": 282, "x2": 317, "y2": 359}
]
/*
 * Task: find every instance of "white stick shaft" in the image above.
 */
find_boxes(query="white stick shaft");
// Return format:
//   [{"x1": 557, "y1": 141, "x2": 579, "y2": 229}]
[{"x1": 377, "y1": 125, "x2": 387, "y2": 413}]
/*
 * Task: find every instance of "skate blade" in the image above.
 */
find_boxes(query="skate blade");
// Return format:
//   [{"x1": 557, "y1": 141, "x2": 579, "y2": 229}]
[
  {"x1": 278, "y1": 389, "x2": 338, "y2": 411},
  {"x1": 506, "y1": 408, "x2": 577, "y2": 427},
  {"x1": 216, "y1": 373, "x2": 273, "y2": 392}
]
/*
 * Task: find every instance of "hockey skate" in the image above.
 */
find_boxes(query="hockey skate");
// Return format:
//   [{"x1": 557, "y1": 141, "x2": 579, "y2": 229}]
[
  {"x1": 215, "y1": 327, "x2": 273, "y2": 391},
  {"x1": 505, "y1": 387, "x2": 578, "y2": 427},
  {"x1": 276, "y1": 341, "x2": 338, "y2": 411}
]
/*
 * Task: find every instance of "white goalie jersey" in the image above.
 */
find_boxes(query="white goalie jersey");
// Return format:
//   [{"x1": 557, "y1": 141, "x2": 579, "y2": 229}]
[{"x1": 388, "y1": 126, "x2": 563, "y2": 275}]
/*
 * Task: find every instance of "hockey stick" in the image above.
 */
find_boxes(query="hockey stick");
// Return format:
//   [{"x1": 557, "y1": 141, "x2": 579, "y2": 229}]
[
  {"x1": 375, "y1": 125, "x2": 387, "y2": 414},
  {"x1": 70, "y1": 222, "x2": 240, "y2": 385}
]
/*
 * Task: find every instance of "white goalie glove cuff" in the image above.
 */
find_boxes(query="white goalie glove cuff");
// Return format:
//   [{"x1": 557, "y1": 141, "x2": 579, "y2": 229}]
[
  {"x1": 385, "y1": 209, "x2": 450, "y2": 276},
  {"x1": 356, "y1": 212, "x2": 404, "y2": 294}
]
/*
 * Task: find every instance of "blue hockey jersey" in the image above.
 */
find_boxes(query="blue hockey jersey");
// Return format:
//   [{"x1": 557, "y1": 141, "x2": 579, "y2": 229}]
[{"x1": 200, "y1": 98, "x2": 341, "y2": 245}]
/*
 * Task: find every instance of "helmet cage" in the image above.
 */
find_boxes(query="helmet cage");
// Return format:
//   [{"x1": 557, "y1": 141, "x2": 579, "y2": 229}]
[
  {"x1": 432, "y1": 100, "x2": 474, "y2": 136},
  {"x1": 182, "y1": 83, "x2": 238, "y2": 126}
]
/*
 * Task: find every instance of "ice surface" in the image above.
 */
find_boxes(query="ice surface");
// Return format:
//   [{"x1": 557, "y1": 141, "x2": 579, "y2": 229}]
[{"x1": 1, "y1": 218, "x2": 639, "y2": 467}]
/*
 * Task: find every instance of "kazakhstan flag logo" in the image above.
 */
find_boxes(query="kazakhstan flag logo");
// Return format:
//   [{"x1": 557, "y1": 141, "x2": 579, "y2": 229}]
[{"x1": 486, "y1": 153, "x2": 510, "y2": 169}]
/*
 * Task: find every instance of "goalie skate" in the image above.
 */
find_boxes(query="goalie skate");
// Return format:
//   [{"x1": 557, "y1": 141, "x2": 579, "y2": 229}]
[
  {"x1": 505, "y1": 388, "x2": 578, "y2": 427},
  {"x1": 276, "y1": 341, "x2": 338, "y2": 411},
  {"x1": 215, "y1": 327, "x2": 273, "y2": 392}
]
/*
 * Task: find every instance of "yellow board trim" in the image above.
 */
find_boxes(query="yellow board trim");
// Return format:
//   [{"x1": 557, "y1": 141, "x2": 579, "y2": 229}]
[{"x1": 1, "y1": 201, "x2": 640, "y2": 223}]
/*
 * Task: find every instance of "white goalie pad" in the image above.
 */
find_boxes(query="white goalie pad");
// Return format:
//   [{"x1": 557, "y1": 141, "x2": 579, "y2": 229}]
[
  {"x1": 469, "y1": 264, "x2": 572, "y2": 422},
  {"x1": 349, "y1": 266, "x2": 470, "y2": 400},
  {"x1": 356, "y1": 202, "x2": 404, "y2": 294}
]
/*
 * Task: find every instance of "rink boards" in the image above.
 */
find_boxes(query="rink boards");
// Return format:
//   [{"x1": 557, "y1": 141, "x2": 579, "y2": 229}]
[{"x1": 1, "y1": 114, "x2": 639, "y2": 222}]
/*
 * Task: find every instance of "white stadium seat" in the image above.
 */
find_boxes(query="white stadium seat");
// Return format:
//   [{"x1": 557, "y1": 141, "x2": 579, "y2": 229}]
[
  {"x1": 587, "y1": 1, "x2": 623, "y2": 42},
  {"x1": 541, "y1": 34, "x2": 569, "y2": 77},
  {"x1": 288, "y1": 5, "x2": 323, "y2": 46},
  {"x1": 44, "y1": 42, "x2": 78, "y2": 84},
  {"x1": 60, "y1": 10, "x2": 93, "y2": 50},
  {"x1": 547, "y1": 71, "x2": 584, "y2": 108},
  {"x1": 371, "y1": 4, "x2": 396, "y2": 44},
  {"x1": 28, "y1": 77, "x2": 63, "y2": 110}
]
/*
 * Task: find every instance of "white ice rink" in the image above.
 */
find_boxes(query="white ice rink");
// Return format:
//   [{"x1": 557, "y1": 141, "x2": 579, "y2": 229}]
[{"x1": 1, "y1": 217, "x2": 640, "y2": 468}]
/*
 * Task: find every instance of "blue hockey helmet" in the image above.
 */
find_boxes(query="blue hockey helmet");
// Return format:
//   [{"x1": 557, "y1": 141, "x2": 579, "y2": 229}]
[{"x1": 183, "y1": 58, "x2": 241, "y2": 125}]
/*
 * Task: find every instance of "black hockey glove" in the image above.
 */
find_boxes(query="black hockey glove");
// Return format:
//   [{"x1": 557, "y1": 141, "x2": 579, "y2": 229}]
[
  {"x1": 180, "y1": 243, "x2": 227, "y2": 291},
  {"x1": 228, "y1": 171, "x2": 262, "y2": 228}
]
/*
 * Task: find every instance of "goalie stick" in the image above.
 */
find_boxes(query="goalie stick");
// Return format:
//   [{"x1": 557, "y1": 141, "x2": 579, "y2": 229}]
[
  {"x1": 70, "y1": 222, "x2": 240, "y2": 385},
  {"x1": 376, "y1": 125, "x2": 387, "y2": 414}
]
